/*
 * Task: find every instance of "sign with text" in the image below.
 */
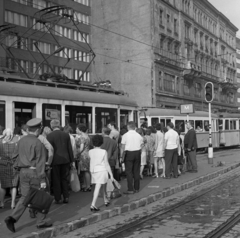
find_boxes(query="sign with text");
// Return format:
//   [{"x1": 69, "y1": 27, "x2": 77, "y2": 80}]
[{"x1": 180, "y1": 104, "x2": 195, "y2": 114}]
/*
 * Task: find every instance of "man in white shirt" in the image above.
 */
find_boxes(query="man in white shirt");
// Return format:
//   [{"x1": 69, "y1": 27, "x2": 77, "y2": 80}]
[
  {"x1": 121, "y1": 121, "x2": 143, "y2": 194},
  {"x1": 164, "y1": 122, "x2": 180, "y2": 179}
]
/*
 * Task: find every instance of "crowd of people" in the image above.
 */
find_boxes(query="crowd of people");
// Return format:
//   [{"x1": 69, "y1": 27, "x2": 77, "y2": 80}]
[{"x1": 0, "y1": 118, "x2": 198, "y2": 233}]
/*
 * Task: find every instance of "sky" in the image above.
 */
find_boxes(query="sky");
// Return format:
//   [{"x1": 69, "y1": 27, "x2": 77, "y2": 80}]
[{"x1": 208, "y1": 0, "x2": 240, "y2": 37}]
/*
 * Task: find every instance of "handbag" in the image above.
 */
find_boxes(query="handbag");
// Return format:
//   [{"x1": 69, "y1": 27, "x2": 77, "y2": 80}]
[
  {"x1": 70, "y1": 167, "x2": 81, "y2": 192},
  {"x1": 23, "y1": 187, "x2": 54, "y2": 214}
]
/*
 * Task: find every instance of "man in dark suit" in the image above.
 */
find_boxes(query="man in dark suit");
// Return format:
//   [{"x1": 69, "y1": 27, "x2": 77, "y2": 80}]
[
  {"x1": 47, "y1": 119, "x2": 74, "y2": 203},
  {"x1": 101, "y1": 127, "x2": 118, "y2": 174},
  {"x1": 184, "y1": 120, "x2": 198, "y2": 173}
]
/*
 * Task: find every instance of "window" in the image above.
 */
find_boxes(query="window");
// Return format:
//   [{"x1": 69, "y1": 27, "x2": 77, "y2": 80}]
[
  {"x1": 194, "y1": 83, "x2": 201, "y2": 97},
  {"x1": 32, "y1": 40, "x2": 50, "y2": 54},
  {"x1": 10, "y1": 0, "x2": 28, "y2": 5},
  {"x1": 183, "y1": 79, "x2": 190, "y2": 95},
  {"x1": 42, "y1": 104, "x2": 61, "y2": 127},
  {"x1": 167, "y1": 41, "x2": 172, "y2": 52},
  {"x1": 160, "y1": 35, "x2": 164, "y2": 49},
  {"x1": 159, "y1": 71, "x2": 163, "y2": 90},
  {"x1": 160, "y1": 9, "x2": 163, "y2": 25},
  {"x1": 32, "y1": 18, "x2": 50, "y2": 32},
  {"x1": 73, "y1": 0, "x2": 90, "y2": 6},
  {"x1": 230, "y1": 120, "x2": 237, "y2": 130},
  {"x1": 225, "y1": 120, "x2": 229, "y2": 130},
  {"x1": 175, "y1": 120, "x2": 185, "y2": 133},
  {"x1": 151, "y1": 118, "x2": 159, "y2": 127},
  {"x1": 195, "y1": 120, "x2": 203, "y2": 131},
  {"x1": 174, "y1": 19, "x2": 177, "y2": 33},
  {"x1": 5, "y1": 11, "x2": 28, "y2": 27},
  {"x1": 167, "y1": 14, "x2": 170, "y2": 24},
  {"x1": 164, "y1": 73, "x2": 175, "y2": 93},
  {"x1": 204, "y1": 120, "x2": 209, "y2": 131},
  {"x1": 185, "y1": 24, "x2": 190, "y2": 39},
  {"x1": 74, "y1": 11, "x2": 90, "y2": 25},
  {"x1": 74, "y1": 70, "x2": 90, "y2": 82}
]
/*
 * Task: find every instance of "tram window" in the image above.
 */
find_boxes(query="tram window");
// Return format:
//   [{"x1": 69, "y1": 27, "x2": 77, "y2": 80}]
[
  {"x1": 65, "y1": 106, "x2": 92, "y2": 133},
  {"x1": 225, "y1": 120, "x2": 229, "y2": 130},
  {"x1": 175, "y1": 120, "x2": 185, "y2": 133},
  {"x1": 195, "y1": 120, "x2": 203, "y2": 132},
  {"x1": 230, "y1": 120, "x2": 236, "y2": 130},
  {"x1": 218, "y1": 119, "x2": 223, "y2": 131},
  {"x1": 134, "y1": 111, "x2": 138, "y2": 127},
  {"x1": 120, "y1": 110, "x2": 130, "y2": 130},
  {"x1": 166, "y1": 119, "x2": 171, "y2": 126},
  {"x1": 151, "y1": 118, "x2": 159, "y2": 127},
  {"x1": 0, "y1": 102, "x2": 5, "y2": 129},
  {"x1": 42, "y1": 104, "x2": 61, "y2": 127},
  {"x1": 96, "y1": 108, "x2": 117, "y2": 133},
  {"x1": 204, "y1": 120, "x2": 209, "y2": 131},
  {"x1": 15, "y1": 102, "x2": 36, "y2": 129},
  {"x1": 160, "y1": 119, "x2": 165, "y2": 127}
]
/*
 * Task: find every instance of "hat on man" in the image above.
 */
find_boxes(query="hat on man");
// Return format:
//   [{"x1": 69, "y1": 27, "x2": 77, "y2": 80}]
[{"x1": 26, "y1": 118, "x2": 42, "y2": 128}]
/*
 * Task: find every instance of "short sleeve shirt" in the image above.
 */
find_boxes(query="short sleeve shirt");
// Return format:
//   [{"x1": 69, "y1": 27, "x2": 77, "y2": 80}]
[{"x1": 121, "y1": 130, "x2": 143, "y2": 151}]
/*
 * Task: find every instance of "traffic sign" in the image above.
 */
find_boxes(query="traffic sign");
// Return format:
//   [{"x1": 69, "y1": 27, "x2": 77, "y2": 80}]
[{"x1": 180, "y1": 104, "x2": 195, "y2": 114}]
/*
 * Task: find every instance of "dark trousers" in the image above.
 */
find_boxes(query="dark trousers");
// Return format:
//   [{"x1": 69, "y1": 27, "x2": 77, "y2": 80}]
[
  {"x1": 187, "y1": 150, "x2": 197, "y2": 171},
  {"x1": 165, "y1": 148, "x2": 178, "y2": 177},
  {"x1": 125, "y1": 150, "x2": 141, "y2": 191},
  {"x1": 52, "y1": 163, "x2": 70, "y2": 201},
  {"x1": 11, "y1": 169, "x2": 51, "y2": 226}
]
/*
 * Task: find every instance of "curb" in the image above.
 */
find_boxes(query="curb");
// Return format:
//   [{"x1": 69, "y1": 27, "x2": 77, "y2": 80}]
[{"x1": 18, "y1": 162, "x2": 240, "y2": 238}]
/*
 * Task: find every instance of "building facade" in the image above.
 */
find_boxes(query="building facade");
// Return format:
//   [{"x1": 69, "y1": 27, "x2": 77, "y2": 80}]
[
  {"x1": 0, "y1": 0, "x2": 91, "y2": 82},
  {"x1": 92, "y1": 0, "x2": 239, "y2": 112},
  {"x1": 237, "y1": 37, "x2": 240, "y2": 107}
]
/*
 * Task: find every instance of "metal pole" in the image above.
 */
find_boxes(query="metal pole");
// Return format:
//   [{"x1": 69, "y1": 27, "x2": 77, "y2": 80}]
[
  {"x1": 208, "y1": 102, "x2": 213, "y2": 163},
  {"x1": 187, "y1": 114, "x2": 189, "y2": 122}
]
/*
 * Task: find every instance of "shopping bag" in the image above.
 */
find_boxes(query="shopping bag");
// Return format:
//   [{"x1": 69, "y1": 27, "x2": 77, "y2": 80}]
[
  {"x1": 23, "y1": 188, "x2": 54, "y2": 214},
  {"x1": 70, "y1": 168, "x2": 81, "y2": 192},
  {"x1": 112, "y1": 179, "x2": 121, "y2": 190},
  {"x1": 107, "y1": 179, "x2": 122, "y2": 199}
]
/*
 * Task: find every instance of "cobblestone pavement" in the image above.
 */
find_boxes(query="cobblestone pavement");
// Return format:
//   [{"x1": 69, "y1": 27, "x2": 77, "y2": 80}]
[
  {"x1": 220, "y1": 223, "x2": 240, "y2": 238},
  {"x1": 59, "y1": 166, "x2": 240, "y2": 238}
]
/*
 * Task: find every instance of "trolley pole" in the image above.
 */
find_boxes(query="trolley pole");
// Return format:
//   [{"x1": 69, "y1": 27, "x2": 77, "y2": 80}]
[{"x1": 208, "y1": 102, "x2": 213, "y2": 164}]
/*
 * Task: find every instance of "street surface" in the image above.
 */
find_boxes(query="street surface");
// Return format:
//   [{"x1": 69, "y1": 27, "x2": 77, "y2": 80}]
[
  {"x1": 59, "y1": 161, "x2": 240, "y2": 238},
  {"x1": 0, "y1": 148, "x2": 240, "y2": 238}
]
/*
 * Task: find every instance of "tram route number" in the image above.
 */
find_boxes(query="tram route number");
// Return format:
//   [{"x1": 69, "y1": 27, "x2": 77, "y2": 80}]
[{"x1": 180, "y1": 104, "x2": 195, "y2": 114}]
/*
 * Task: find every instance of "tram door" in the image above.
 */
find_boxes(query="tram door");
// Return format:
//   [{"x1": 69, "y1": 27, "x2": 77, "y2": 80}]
[
  {"x1": 14, "y1": 102, "x2": 36, "y2": 128},
  {"x1": 120, "y1": 110, "x2": 129, "y2": 129}
]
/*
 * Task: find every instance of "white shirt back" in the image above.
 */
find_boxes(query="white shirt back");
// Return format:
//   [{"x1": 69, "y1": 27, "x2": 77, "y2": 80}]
[
  {"x1": 164, "y1": 129, "x2": 179, "y2": 150},
  {"x1": 121, "y1": 130, "x2": 143, "y2": 151}
]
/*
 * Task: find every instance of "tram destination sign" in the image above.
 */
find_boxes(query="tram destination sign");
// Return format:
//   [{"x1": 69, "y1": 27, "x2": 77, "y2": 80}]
[{"x1": 180, "y1": 104, "x2": 195, "y2": 114}]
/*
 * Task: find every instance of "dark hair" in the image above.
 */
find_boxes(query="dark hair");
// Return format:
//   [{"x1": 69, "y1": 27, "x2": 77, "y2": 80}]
[
  {"x1": 136, "y1": 128, "x2": 143, "y2": 136},
  {"x1": 14, "y1": 127, "x2": 22, "y2": 135},
  {"x1": 188, "y1": 120, "x2": 194, "y2": 127},
  {"x1": 167, "y1": 122, "x2": 174, "y2": 129},
  {"x1": 127, "y1": 121, "x2": 136, "y2": 129},
  {"x1": 120, "y1": 128, "x2": 127, "y2": 136},
  {"x1": 21, "y1": 124, "x2": 28, "y2": 132},
  {"x1": 64, "y1": 125, "x2": 73, "y2": 134},
  {"x1": 108, "y1": 121, "x2": 116, "y2": 128},
  {"x1": 77, "y1": 123, "x2": 88, "y2": 133},
  {"x1": 92, "y1": 134, "x2": 103, "y2": 147},
  {"x1": 145, "y1": 128, "x2": 151, "y2": 135},
  {"x1": 148, "y1": 126, "x2": 156, "y2": 134},
  {"x1": 102, "y1": 127, "x2": 111, "y2": 135},
  {"x1": 155, "y1": 123, "x2": 162, "y2": 131}
]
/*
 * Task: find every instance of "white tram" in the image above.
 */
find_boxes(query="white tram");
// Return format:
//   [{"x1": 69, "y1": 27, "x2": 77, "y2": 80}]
[
  {"x1": 140, "y1": 108, "x2": 240, "y2": 149},
  {"x1": 0, "y1": 76, "x2": 138, "y2": 133}
]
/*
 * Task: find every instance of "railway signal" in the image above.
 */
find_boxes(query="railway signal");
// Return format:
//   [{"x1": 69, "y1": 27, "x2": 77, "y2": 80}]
[
  {"x1": 205, "y1": 82, "x2": 214, "y2": 103},
  {"x1": 205, "y1": 82, "x2": 214, "y2": 164}
]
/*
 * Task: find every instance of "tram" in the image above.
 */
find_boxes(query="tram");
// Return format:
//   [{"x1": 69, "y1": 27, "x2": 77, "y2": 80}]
[
  {"x1": 0, "y1": 75, "x2": 138, "y2": 133},
  {"x1": 140, "y1": 108, "x2": 240, "y2": 149}
]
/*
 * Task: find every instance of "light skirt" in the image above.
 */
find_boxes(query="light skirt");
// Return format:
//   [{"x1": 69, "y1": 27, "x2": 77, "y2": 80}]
[
  {"x1": 141, "y1": 151, "x2": 147, "y2": 166},
  {"x1": 91, "y1": 171, "x2": 108, "y2": 184}
]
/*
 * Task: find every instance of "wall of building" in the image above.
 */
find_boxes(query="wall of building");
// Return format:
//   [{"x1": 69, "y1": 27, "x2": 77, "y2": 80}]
[
  {"x1": 91, "y1": 0, "x2": 153, "y2": 108},
  {"x1": 236, "y1": 37, "x2": 240, "y2": 107}
]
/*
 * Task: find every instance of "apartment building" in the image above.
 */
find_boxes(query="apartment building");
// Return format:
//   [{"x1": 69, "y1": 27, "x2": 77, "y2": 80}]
[
  {"x1": 0, "y1": 0, "x2": 91, "y2": 82},
  {"x1": 92, "y1": 0, "x2": 239, "y2": 112}
]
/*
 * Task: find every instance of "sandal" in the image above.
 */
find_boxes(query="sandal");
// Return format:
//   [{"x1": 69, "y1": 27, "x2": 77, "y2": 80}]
[
  {"x1": 0, "y1": 201, "x2": 4, "y2": 208},
  {"x1": 83, "y1": 187, "x2": 91, "y2": 192}
]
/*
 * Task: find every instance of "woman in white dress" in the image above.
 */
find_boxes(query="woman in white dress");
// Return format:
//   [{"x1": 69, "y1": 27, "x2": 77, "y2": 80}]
[
  {"x1": 89, "y1": 135, "x2": 114, "y2": 211},
  {"x1": 153, "y1": 123, "x2": 165, "y2": 178}
]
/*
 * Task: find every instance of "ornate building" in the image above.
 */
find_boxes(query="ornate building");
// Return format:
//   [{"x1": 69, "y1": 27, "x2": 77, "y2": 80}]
[{"x1": 92, "y1": 0, "x2": 239, "y2": 112}]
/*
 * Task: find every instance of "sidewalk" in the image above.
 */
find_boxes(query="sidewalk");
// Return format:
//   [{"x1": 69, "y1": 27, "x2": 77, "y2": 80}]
[{"x1": 1, "y1": 149, "x2": 240, "y2": 238}]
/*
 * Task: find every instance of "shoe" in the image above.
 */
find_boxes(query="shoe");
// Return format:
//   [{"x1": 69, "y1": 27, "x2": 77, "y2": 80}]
[
  {"x1": 83, "y1": 187, "x2": 91, "y2": 192},
  {"x1": 189, "y1": 170, "x2": 198, "y2": 173},
  {"x1": 0, "y1": 201, "x2": 4, "y2": 208},
  {"x1": 165, "y1": 176, "x2": 171, "y2": 179},
  {"x1": 173, "y1": 176, "x2": 178, "y2": 178},
  {"x1": 29, "y1": 209, "x2": 36, "y2": 218},
  {"x1": 90, "y1": 205, "x2": 100, "y2": 212},
  {"x1": 104, "y1": 201, "x2": 110, "y2": 207},
  {"x1": 160, "y1": 174, "x2": 165, "y2": 178},
  {"x1": 11, "y1": 202, "x2": 15, "y2": 210},
  {"x1": 135, "y1": 190, "x2": 139, "y2": 193},
  {"x1": 54, "y1": 200, "x2": 61, "y2": 204},
  {"x1": 4, "y1": 216, "x2": 16, "y2": 233},
  {"x1": 123, "y1": 191, "x2": 135, "y2": 195},
  {"x1": 63, "y1": 198, "x2": 69, "y2": 204},
  {"x1": 37, "y1": 223, "x2": 52, "y2": 229},
  {"x1": 152, "y1": 174, "x2": 159, "y2": 178}
]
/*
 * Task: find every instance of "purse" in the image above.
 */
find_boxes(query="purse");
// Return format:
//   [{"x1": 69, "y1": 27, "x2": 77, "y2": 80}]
[
  {"x1": 70, "y1": 167, "x2": 81, "y2": 192},
  {"x1": 122, "y1": 151, "x2": 127, "y2": 163},
  {"x1": 23, "y1": 187, "x2": 54, "y2": 214}
]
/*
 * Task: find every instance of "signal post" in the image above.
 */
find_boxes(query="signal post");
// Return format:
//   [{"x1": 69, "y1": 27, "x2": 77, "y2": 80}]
[{"x1": 205, "y1": 82, "x2": 214, "y2": 164}]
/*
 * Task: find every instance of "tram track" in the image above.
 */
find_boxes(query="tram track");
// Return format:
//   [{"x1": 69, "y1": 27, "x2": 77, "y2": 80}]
[{"x1": 101, "y1": 171, "x2": 240, "y2": 238}]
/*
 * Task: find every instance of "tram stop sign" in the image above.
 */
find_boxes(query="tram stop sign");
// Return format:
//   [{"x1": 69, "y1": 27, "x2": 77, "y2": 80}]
[{"x1": 180, "y1": 104, "x2": 195, "y2": 114}]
